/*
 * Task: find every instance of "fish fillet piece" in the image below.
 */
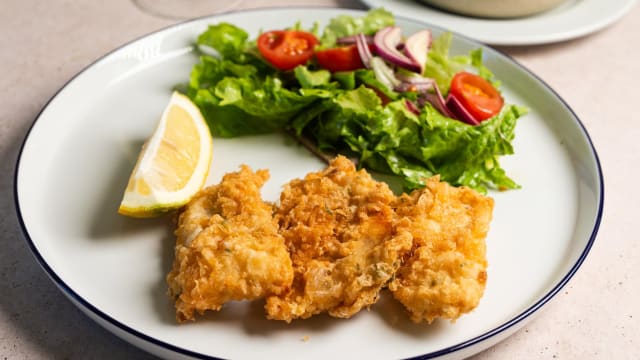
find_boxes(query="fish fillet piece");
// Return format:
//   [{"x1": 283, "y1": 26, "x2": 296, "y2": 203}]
[
  {"x1": 266, "y1": 156, "x2": 413, "y2": 322},
  {"x1": 167, "y1": 165, "x2": 293, "y2": 322},
  {"x1": 389, "y1": 177, "x2": 494, "y2": 323}
]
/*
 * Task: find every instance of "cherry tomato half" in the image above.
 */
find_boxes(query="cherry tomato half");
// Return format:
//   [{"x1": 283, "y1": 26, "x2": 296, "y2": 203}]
[
  {"x1": 257, "y1": 30, "x2": 319, "y2": 71},
  {"x1": 449, "y1": 72, "x2": 504, "y2": 122},
  {"x1": 315, "y1": 45, "x2": 365, "y2": 72}
]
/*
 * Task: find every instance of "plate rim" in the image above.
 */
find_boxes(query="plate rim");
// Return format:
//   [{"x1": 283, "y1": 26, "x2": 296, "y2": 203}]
[
  {"x1": 13, "y1": 6, "x2": 604, "y2": 359},
  {"x1": 360, "y1": 0, "x2": 638, "y2": 45}
]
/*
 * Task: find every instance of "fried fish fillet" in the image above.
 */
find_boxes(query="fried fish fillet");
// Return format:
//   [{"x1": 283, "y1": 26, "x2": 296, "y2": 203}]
[
  {"x1": 167, "y1": 166, "x2": 293, "y2": 322},
  {"x1": 265, "y1": 156, "x2": 413, "y2": 322},
  {"x1": 389, "y1": 177, "x2": 494, "y2": 323}
]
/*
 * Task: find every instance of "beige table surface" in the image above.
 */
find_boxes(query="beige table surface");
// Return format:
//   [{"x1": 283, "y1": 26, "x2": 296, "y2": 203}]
[{"x1": 1, "y1": 0, "x2": 639, "y2": 359}]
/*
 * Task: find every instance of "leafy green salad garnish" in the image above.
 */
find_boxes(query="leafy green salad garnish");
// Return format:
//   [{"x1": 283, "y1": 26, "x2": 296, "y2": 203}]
[{"x1": 183, "y1": 8, "x2": 526, "y2": 193}]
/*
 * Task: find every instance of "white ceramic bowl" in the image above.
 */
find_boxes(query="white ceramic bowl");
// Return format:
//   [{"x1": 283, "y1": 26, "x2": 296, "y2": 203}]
[{"x1": 419, "y1": 0, "x2": 570, "y2": 18}]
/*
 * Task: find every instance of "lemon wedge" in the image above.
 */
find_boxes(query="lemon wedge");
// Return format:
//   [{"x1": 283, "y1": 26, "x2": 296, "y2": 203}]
[{"x1": 118, "y1": 92, "x2": 212, "y2": 218}]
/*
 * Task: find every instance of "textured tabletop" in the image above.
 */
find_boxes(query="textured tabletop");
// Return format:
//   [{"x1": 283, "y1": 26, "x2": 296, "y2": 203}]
[{"x1": 1, "y1": 0, "x2": 638, "y2": 358}]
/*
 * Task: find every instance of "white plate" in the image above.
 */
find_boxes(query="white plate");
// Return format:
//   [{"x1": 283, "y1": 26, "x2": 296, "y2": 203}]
[
  {"x1": 15, "y1": 7, "x2": 603, "y2": 360},
  {"x1": 361, "y1": 0, "x2": 636, "y2": 45}
]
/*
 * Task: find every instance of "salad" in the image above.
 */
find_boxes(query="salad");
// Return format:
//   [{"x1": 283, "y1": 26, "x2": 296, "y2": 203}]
[{"x1": 183, "y1": 8, "x2": 526, "y2": 193}]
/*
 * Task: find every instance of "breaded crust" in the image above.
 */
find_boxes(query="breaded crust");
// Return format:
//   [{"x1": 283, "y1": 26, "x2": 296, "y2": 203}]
[
  {"x1": 265, "y1": 156, "x2": 413, "y2": 322},
  {"x1": 389, "y1": 177, "x2": 494, "y2": 323},
  {"x1": 167, "y1": 166, "x2": 293, "y2": 322},
  {"x1": 166, "y1": 158, "x2": 494, "y2": 325}
]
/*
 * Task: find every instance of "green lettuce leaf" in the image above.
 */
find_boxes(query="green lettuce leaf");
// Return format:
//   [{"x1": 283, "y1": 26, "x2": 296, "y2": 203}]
[
  {"x1": 293, "y1": 66, "x2": 332, "y2": 88},
  {"x1": 423, "y1": 32, "x2": 466, "y2": 93},
  {"x1": 296, "y1": 86, "x2": 525, "y2": 193},
  {"x1": 187, "y1": 56, "x2": 326, "y2": 137},
  {"x1": 183, "y1": 9, "x2": 525, "y2": 193},
  {"x1": 196, "y1": 23, "x2": 249, "y2": 59},
  {"x1": 319, "y1": 8, "x2": 395, "y2": 48}
]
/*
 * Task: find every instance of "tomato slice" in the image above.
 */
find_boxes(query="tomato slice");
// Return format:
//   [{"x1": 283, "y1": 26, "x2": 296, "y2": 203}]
[
  {"x1": 315, "y1": 45, "x2": 364, "y2": 72},
  {"x1": 448, "y1": 72, "x2": 504, "y2": 121},
  {"x1": 257, "y1": 30, "x2": 319, "y2": 71}
]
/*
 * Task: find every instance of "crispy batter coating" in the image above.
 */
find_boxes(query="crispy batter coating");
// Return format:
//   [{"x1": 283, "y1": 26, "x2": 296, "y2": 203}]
[
  {"x1": 166, "y1": 157, "x2": 494, "y2": 325},
  {"x1": 388, "y1": 177, "x2": 494, "y2": 323},
  {"x1": 265, "y1": 156, "x2": 413, "y2": 322},
  {"x1": 167, "y1": 166, "x2": 293, "y2": 322}
]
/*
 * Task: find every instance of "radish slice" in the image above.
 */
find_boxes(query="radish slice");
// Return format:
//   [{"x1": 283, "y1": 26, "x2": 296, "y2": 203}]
[
  {"x1": 373, "y1": 26, "x2": 421, "y2": 73},
  {"x1": 404, "y1": 30, "x2": 431, "y2": 74}
]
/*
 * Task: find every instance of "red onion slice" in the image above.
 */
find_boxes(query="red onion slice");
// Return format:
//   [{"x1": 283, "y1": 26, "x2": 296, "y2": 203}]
[
  {"x1": 396, "y1": 73, "x2": 436, "y2": 87},
  {"x1": 423, "y1": 84, "x2": 455, "y2": 119},
  {"x1": 395, "y1": 81, "x2": 434, "y2": 93},
  {"x1": 337, "y1": 34, "x2": 373, "y2": 45},
  {"x1": 373, "y1": 26, "x2": 421, "y2": 73},
  {"x1": 404, "y1": 30, "x2": 431, "y2": 74},
  {"x1": 355, "y1": 33, "x2": 373, "y2": 69},
  {"x1": 370, "y1": 57, "x2": 400, "y2": 90},
  {"x1": 405, "y1": 99, "x2": 421, "y2": 115},
  {"x1": 445, "y1": 94, "x2": 480, "y2": 125}
]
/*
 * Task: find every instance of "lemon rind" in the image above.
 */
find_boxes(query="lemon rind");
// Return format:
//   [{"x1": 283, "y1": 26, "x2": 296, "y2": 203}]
[{"x1": 118, "y1": 92, "x2": 213, "y2": 217}]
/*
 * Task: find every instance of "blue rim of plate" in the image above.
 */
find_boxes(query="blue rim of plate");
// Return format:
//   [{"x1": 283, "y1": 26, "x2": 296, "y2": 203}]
[{"x1": 13, "y1": 6, "x2": 604, "y2": 360}]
